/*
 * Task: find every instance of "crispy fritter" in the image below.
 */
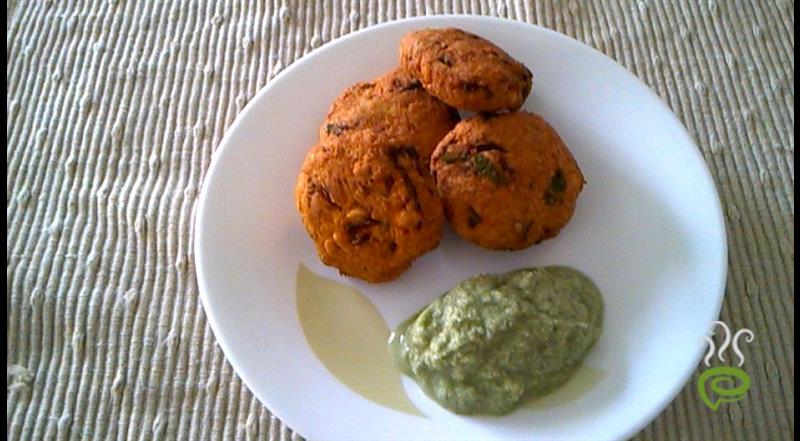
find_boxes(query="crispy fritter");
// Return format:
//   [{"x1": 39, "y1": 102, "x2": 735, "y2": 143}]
[
  {"x1": 297, "y1": 131, "x2": 445, "y2": 282},
  {"x1": 430, "y1": 111, "x2": 583, "y2": 250},
  {"x1": 320, "y1": 68, "x2": 459, "y2": 159},
  {"x1": 400, "y1": 28, "x2": 533, "y2": 112}
]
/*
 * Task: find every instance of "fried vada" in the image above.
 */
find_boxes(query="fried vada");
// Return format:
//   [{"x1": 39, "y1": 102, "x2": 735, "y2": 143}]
[
  {"x1": 296, "y1": 131, "x2": 445, "y2": 282},
  {"x1": 430, "y1": 111, "x2": 583, "y2": 250}
]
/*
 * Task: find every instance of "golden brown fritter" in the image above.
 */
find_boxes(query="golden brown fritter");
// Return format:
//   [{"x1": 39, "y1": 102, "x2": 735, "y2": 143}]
[
  {"x1": 296, "y1": 131, "x2": 445, "y2": 282},
  {"x1": 320, "y1": 68, "x2": 460, "y2": 159},
  {"x1": 430, "y1": 111, "x2": 584, "y2": 250},
  {"x1": 399, "y1": 28, "x2": 533, "y2": 112}
]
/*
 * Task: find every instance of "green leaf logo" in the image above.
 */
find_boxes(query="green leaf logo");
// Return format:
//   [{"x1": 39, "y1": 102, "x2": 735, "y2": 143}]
[
  {"x1": 697, "y1": 366, "x2": 751, "y2": 411},
  {"x1": 697, "y1": 321, "x2": 754, "y2": 411}
]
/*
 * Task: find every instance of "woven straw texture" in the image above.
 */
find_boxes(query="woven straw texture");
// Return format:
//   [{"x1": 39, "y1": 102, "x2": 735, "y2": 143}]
[{"x1": 7, "y1": 1, "x2": 794, "y2": 440}]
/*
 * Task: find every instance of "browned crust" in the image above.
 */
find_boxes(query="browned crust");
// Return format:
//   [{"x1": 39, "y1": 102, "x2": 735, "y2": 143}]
[
  {"x1": 430, "y1": 111, "x2": 583, "y2": 250},
  {"x1": 320, "y1": 68, "x2": 459, "y2": 159},
  {"x1": 400, "y1": 28, "x2": 533, "y2": 112},
  {"x1": 296, "y1": 131, "x2": 445, "y2": 282}
]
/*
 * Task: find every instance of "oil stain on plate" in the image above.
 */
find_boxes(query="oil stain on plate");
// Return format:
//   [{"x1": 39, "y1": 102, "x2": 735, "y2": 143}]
[{"x1": 295, "y1": 263, "x2": 424, "y2": 416}]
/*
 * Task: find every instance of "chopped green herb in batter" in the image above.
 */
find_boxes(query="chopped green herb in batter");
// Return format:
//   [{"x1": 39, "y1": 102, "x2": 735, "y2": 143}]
[{"x1": 472, "y1": 154, "x2": 505, "y2": 184}]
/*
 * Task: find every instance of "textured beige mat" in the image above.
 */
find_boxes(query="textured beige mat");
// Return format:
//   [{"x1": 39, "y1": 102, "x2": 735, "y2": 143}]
[{"x1": 6, "y1": 1, "x2": 793, "y2": 440}]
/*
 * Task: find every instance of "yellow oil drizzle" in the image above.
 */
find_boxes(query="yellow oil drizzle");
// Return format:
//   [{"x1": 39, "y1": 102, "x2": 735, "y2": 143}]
[
  {"x1": 295, "y1": 264, "x2": 424, "y2": 416},
  {"x1": 523, "y1": 365, "x2": 606, "y2": 410}
]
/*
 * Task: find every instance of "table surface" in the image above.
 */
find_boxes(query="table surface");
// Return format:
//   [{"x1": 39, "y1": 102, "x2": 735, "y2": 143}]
[{"x1": 7, "y1": 1, "x2": 794, "y2": 440}]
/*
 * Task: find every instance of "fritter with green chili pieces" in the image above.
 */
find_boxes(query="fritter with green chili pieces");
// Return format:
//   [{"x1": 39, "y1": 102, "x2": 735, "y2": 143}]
[
  {"x1": 296, "y1": 131, "x2": 445, "y2": 282},
  {"x1": 430, "y1": 111, "x2": 584, "y2": 250}
]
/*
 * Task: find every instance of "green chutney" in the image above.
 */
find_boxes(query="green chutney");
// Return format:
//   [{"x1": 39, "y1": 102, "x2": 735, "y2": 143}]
[{"x1": 388, "y1": 266, "x2": 603, "y2": 415}]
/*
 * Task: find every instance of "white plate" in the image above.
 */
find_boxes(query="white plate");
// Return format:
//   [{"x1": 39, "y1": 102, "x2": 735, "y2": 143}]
[{"x1": 195, "y1": 15, "x2": 727, "y2": 441}]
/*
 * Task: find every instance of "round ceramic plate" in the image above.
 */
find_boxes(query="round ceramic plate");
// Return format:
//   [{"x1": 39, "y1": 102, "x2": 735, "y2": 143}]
[{"x1": 195, "y1": 15, "x2": 727, "y2": 441}]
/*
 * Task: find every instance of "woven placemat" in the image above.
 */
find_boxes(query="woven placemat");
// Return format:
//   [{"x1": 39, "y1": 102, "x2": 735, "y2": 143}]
[{"x1": 7, "y1": 1, "x2": 793, "y2": 440}]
